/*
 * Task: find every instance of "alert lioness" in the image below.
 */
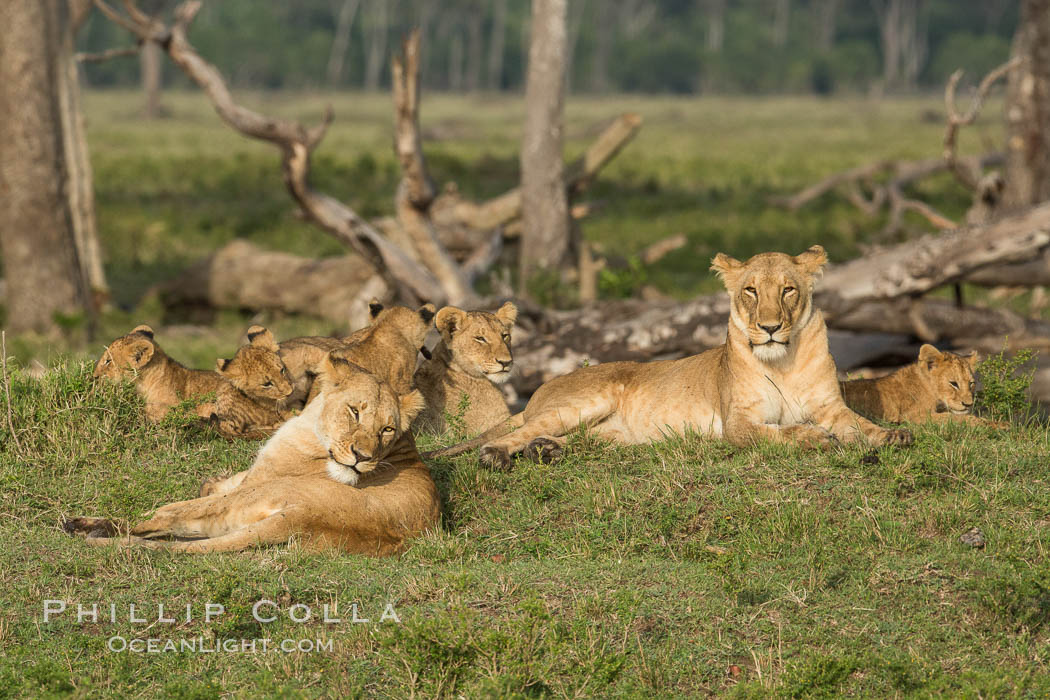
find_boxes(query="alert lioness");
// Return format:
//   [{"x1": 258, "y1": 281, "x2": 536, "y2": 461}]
[
  {"x1": 842, "y1": 344, "x2": 1003, "y2": 426},
  {"x1": 437, "y1": 246, "x2": 911, "y2": 468},
  {"x1": 66, "y1": 356, "x2": 436, "y2": 555}
]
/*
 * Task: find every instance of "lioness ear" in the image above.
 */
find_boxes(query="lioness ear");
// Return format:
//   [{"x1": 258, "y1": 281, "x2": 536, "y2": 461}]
[
  {"x1": 960, "y1": 349, "x2": 979, "y2": 369},
  {"x1": 130, "y1": 339, "x2": 154, "y2": 368},
  {"x1": 398, "y1": 390, "x2": 426, "y2": 425},
  {"x1": 131, "y1": 324, "x2": 155, "y2": 340},
  {"x1": 918, "y1": 343, "x2": 942, "y2": 370},
  {"x1": 216, "y1": 358, "x2": 231, "y2": 373},
  {"x1": 368, "y1": 298, "x2": 384, "y2": 320},
  {"x1": 246, "y1": 325, "x2": 278, "y2": 352},
  {"x1": 496, "y1": 301, "x2": 518, "y2": 328},
  {"x1": 793, "y1": 245, "x2": 828, "y2": 276},
  {"x1": 435, "y1": 307, "x2": 466, "y2": 337},
  {"x1": 710, "y1": 253, "x2": 744, "y2": 286},
  {"x1": 418, "y1": 303, "x2": 437, "y2": 325}
]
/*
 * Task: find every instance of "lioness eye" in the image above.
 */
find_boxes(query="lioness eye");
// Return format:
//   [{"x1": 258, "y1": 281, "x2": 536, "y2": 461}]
[
  {"x1": 382, "y1": 426, "x2": 395, "y2": 434},
  {"x1": 262, "y1": 380, "x2": 273, "y2": 388},
  {"x1": 474, "y1": 336, "x2": 487, "y2": 343},
  {"x1": 744, "y1": 287, "x2": 757, "y2": 294},
  {"x1": 349, "y1": 407, "x2": 359, "y2": 420},
  {"x1": 783, "y1": 286, "x2": 796, "y2": 295},
  {"x1": 969, "y1": 381, "x2": 975, "y2": 389},
  {"x1": 949, "y1": 381, "x2": 959, "y2": 389},
  {"x1": 502, "y1": 334, "x2": 511, "y2": 342}
]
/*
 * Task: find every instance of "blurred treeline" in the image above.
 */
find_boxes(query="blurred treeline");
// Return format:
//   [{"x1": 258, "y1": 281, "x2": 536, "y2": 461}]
[{"x1": 78, "y1": 0, "x2": 1018, "y2": 95}]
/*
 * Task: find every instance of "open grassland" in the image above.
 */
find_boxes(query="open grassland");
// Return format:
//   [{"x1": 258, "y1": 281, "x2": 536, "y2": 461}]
[
  {"x1": 2, "y1": 363, "x2": 1049, "y2": 697},
  {"x1": 9, "y1": 89, "x2": 1020, "y2": 368}
]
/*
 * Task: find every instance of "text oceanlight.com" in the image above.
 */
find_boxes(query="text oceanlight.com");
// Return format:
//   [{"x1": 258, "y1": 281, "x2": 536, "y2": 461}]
[{"x1": 42, "y1": 599, "x2": 401, "y2": 653}]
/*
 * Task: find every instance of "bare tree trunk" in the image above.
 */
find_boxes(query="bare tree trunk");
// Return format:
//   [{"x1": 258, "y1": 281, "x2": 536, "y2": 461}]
[
  {"x1": 140, "y1": 40, "x2": 163, "y2": 117},
  {"x1": 588, "y1": 0, "x2": 614, "y2": 92},
  {"x1": 465, "y1": 3, "x2": 483, "y2": 92},
  {"x1": 326, "y1": 0, "x2": 361, "y2": 86},
  {"x1": 520, "y1": 0, "x2": 570, "y2": 291},
  {"x1": 486, "y1": 0, "x2": 507, "y2": 90},
  {"x1": 448, "y1": 29, "x2": 464, "y2": 91},
  {"x1": 1003, "y1": 0, "x2": 1050, "y2": 208},
  {"x1": 63, "y1": 0, "x2": 108, "y2": 308},
  {"x1": 814, "y1": 0, "x2": 838, "y2": 51},
  {"x1": 704, "y1": 0, "x2": 725, "y2": 52},
  {"x1": 772, "y1": 0, "x2": 790, "y2": 47},
  {"x1": 0, "y1": 0, "x2": 91, "y2": 336},
  {"x1": 363, "y1": 0, "x2": 388, "y2": 91},
  {"x1": 872, "y1": 0, "x2": 925, "y2": 90}
]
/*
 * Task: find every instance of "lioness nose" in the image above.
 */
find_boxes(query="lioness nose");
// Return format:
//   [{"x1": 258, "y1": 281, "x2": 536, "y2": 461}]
[
  {"x1": 351, "y1": 447, "x2": 372, "y2": 462},
  {"x1": 498, "y1": 359, "x2": 512, "y2": 369},
  {"x1": 758, "y1": 323, "x2": 782, "y2": 334}
]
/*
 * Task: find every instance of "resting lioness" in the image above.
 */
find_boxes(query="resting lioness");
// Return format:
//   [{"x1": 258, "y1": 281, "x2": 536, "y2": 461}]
[
  {"x1": 414, "y1": 302, "x2": 517, "y2": 435},
  {"x1": 841, "y1": 344, "x2": 1002, "y2": 426},
  {"x1": 93, "y1": 325, "x2": 224, "y2": 422},
  {"x1": 66, "y1": 356, "x2": 436, "y2": 555},
  {"x1": 199, "y1": 326, "x2": 295, "y2": 439},
  {"x1": 434, "y1": 246, "x2": 911, "y2": 468}
]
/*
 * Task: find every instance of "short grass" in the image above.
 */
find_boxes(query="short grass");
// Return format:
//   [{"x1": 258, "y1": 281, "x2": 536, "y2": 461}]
[{"x1": 2, "y1": 363, "x2": 1049, "y2": 697}]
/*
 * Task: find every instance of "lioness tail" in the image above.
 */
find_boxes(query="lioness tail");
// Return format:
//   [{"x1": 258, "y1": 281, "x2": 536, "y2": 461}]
[{"x1": 422, "y1": 412, "x2": 525, "y2": 459}]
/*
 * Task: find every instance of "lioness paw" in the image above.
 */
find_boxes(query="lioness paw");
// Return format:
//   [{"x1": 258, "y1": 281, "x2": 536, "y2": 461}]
[
  {"x1": 63, "y1": 517, "x2": 120, "y2": 538},
  {"x1": 480, "y1": 445, "x2": 512, "y2": 472},
  {"x1": 524, "y1": 437, "x2": 563, "y2": 464},
  {"x1": 883, "y1": 428, "x2": 913, "y2": 446}
]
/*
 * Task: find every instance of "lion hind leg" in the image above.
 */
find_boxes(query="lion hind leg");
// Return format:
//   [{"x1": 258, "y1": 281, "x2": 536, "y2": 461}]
[
  {"x1": 130, "y1": 491, "x2": 279, "y2": 540},
  {"x1": 88, "y1": 512, "x2": 301, "y2": 553}
]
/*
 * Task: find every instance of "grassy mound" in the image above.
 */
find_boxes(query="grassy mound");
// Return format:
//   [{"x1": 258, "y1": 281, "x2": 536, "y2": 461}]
[{"x1": 2, "y1": 363, "x2": 1049, "y2": 696}]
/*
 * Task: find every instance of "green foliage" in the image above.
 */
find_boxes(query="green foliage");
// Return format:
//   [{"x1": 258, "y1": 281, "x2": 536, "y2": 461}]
[
  {"x1": 3, "y1": 363, "x2": 1050, "y2": 695},
  {"x1": 976, "y1": 347, "x2": 1037, "y2": 422},
  {"x1": 598, "y1": 257, "x2": 648, "y2": 299}
]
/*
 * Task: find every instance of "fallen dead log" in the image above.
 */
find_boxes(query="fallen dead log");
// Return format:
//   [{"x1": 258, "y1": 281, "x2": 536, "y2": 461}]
[
  {"x1": 964, "y1": 247, "x2": 1050, "y2": 287},
  {"x1": 156, "y1": 240, "x2": 387, "y2": 327},
  {"x1": 818, "y1": 203, "x2": 1050, "y2": 318}
]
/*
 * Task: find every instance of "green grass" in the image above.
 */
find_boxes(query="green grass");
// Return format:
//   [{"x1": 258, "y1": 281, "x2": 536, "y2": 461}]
[{"x1": 2, "y1": 363, "x2": 1049, "y2": 696}]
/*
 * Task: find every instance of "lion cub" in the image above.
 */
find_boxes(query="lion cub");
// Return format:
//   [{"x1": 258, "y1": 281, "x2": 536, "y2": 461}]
[
  {"x1": 414, "y1": 302, "x2": 516, "y2": 435},
  {"x1": 93, "y1": 324, "x2": 224, "y2": 422},
  {"x1": 199, "y1": 326, "x2": 295, "y2": 439},
  {"x1": 841, "y1": 344, "x2": 1000, "y2": 426}
]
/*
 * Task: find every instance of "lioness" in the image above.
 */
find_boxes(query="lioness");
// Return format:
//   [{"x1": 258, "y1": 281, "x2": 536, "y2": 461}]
[
  {"x1": 437, "y1": 246, "x2": 911, "y2": 468},
  {"x1": 93, "y1": 325, "x2": 224, "y2": 422},
  {"x1": 841, "y1": 344, "x2": 1002, "y2": 426},
  {"x1": 66, "y1": 356, "x2": 436, "y2": 554},
  {"x1": 414, "y1": 302, "x2": 517, "y2": 435}
]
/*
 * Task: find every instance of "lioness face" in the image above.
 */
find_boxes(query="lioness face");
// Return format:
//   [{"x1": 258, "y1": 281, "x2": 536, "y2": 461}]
[
  {"x1": 711, "y1": 246, "x2": 827, "y2": 363},
  {"x1": 93, "y1": 325, "x2": 156, "y2": 380},
  {"x1": 435, "y1": 302, "x2": 517, "y2": 383},
  {"x1": 919, "y1": 344, "x2": 978, "y2": 414},
  {"x1": 217, "y1": 326, "x2": 294, "y2": 401},
  {"x1": 316, "y1": 358, "x2": 425, "y2": 486}
]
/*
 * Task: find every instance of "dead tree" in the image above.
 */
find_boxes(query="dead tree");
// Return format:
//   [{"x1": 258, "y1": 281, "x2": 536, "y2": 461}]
[
  {"x1": 0, "y1": 0, "x2": 94, "y2": 337},
  {"x1": 1003, "y1": 0, "x2": 1050, "y2": 208},
  {"x1": 520, "y1": 0, "x2": 571, "y2": 291}
]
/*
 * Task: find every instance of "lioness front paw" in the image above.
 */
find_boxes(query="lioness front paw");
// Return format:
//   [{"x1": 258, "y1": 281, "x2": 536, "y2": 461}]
[
  {"x1": 524, "y1": 437, "x2": 563, "y2": 464},
  {"x1": 63, "y1": 517, "x2": 120, "y2": 538},
  {"x1": 883, "y1": 428, "x2": 913, "y2": 446},
  {"x1": 480, "y1": 445, "x2": 512, "y2": 472}
]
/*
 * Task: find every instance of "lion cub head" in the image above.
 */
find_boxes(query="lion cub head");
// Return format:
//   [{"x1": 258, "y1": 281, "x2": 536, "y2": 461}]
[
  {"x1": 711, "y1": 245, "x2": 827, "y2": 363},
  {"x1": 216, "y1": 326, "x2": 294, "y2": 402},
  {"x1": 93, "y1": 325, "x2": 159, "y2": 380},
  {"x1": 434, "y1": 302, "x2": 517, "y2": 383},
  {"x1": 315, "y1": 355, "x2": 425, "y2": 486},
  {"x1": 917, "y1": 344, "x2": 979, "y2": 415}
]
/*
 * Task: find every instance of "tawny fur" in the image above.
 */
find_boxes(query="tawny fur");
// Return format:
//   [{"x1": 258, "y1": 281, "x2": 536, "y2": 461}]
[
  {"x1": 332, "y1": 303, "x2": 436, "y2": 396},
  {"x1": 457, "y1": 246, "x2": 911, "y2": 470},
  {"x1": 841, "y1": 344, "x2": 1001, "y2": 426},
  {"x1": 93, "y1": 325, "x2": 223, "y2": 422},
  {"x1": 414, "y1": 302, "x2": 516, "y2": 435},
  {"x1": 197, "y1": 326, "x2": 294, "y2": 439},
  {"x1": 70, "y1": 358, "x2": 435, "y2": 555}
]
